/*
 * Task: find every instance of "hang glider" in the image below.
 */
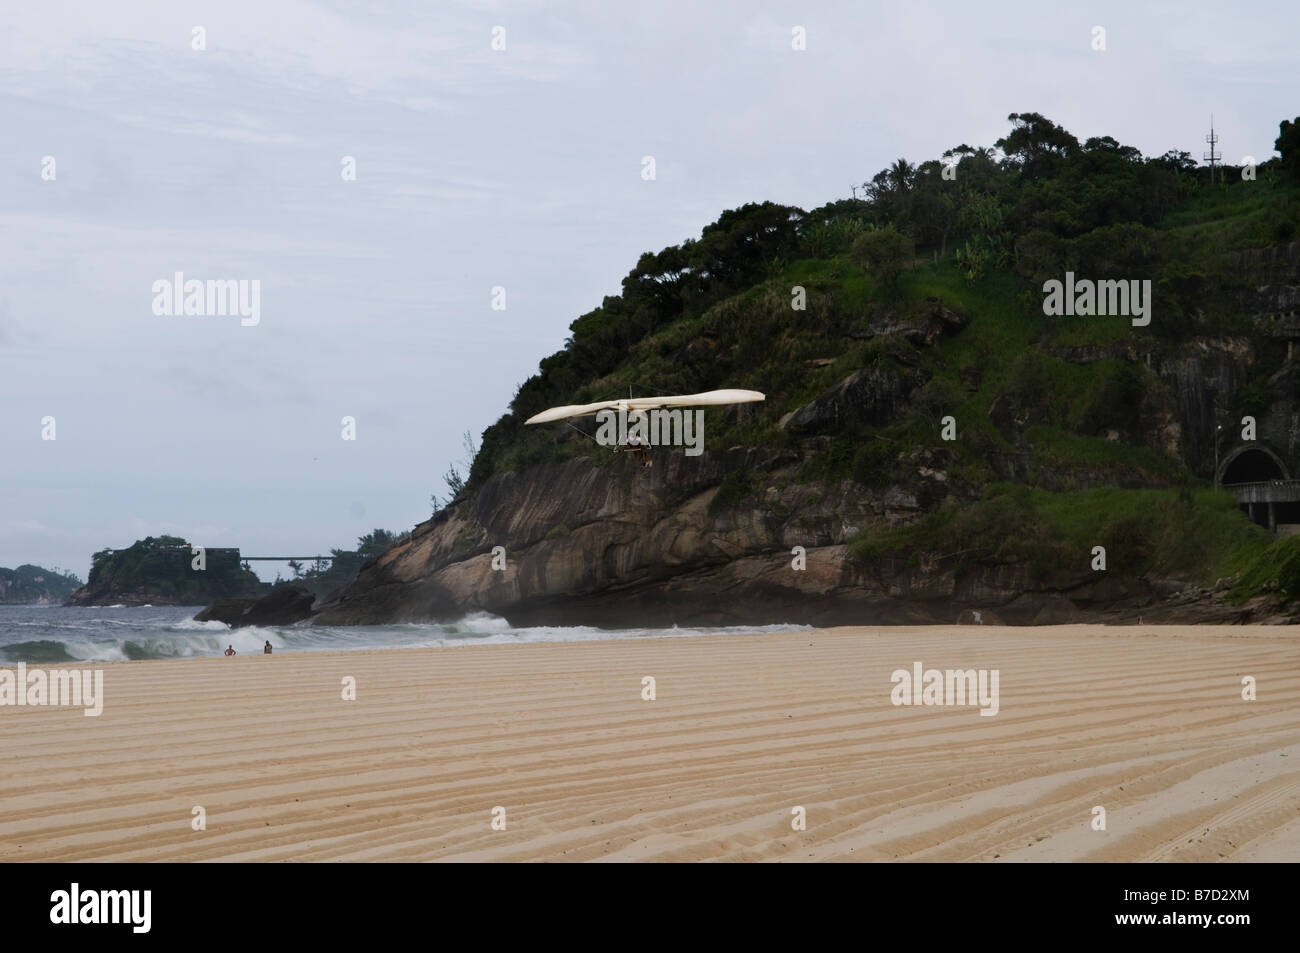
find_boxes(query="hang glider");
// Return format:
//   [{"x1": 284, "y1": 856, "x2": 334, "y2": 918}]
[{"x1": 524, "y1": 389, "x2": 765, "y2": 425}]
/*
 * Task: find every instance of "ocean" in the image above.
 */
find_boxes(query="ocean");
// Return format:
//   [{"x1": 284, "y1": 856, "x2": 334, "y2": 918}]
[{"x1": 0, "y1": 605, "x2": 808, "y2": 663}]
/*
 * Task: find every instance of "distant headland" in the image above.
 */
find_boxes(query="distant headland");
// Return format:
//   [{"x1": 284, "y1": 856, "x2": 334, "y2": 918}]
[{"x1": 0, "y1": 564, "x2": 83, "y2": 605}]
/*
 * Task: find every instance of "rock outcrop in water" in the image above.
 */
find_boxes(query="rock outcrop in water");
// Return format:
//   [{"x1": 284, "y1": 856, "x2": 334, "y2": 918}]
[{"x1": 194, "y1": 584, "x2": 316, "y2": 628}]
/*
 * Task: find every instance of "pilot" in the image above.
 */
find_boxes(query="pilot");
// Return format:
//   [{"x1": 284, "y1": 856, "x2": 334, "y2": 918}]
[{"x1": 625, "y1": 431, "x2": 652, "y2": 468}]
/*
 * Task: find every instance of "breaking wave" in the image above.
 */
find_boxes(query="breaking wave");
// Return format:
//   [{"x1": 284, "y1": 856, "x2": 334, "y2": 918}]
[{"x1": 0, "y1": 606, "x2": 808, "y2": 663}]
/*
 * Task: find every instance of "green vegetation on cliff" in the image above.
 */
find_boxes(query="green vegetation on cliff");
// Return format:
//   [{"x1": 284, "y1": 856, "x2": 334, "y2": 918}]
[
  {"x1": 850, "y1": 485, "x2": 1268, "y2": 583},
  {"x1": 1225, "y1": 536, "x2": 1300, "y2": 606}
]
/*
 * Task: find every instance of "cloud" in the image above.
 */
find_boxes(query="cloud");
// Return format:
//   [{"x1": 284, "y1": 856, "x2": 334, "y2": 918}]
[{"x1": 1, "y1": 519, "x2": 53, "y2": 536}]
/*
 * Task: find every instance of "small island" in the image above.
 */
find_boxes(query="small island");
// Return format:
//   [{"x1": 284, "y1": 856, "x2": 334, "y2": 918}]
[{"x1": 64, "y1": 536, "x2": 264, "y2": 607}]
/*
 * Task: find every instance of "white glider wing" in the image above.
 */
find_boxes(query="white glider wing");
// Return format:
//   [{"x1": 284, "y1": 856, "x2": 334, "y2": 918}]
[
  {"x1": 524, "y1": 389, "x2": 764, "y2": 425},
  {"x1": 524, "y1": 400, "x2": 623, "y2": 425},
  {"x1": 626, "y1": 389, "x2": 765, "y2": 411}
]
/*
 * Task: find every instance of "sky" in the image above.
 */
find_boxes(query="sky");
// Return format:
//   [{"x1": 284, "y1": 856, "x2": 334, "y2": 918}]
[{"x1": 1, "y1": 0, "x2": 1297, "y2": 581}]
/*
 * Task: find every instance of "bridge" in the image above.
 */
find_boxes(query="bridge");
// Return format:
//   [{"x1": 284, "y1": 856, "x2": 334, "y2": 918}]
[
  {"x1": 239, "y1": 556, "x2": 336, "y2": 562},
  {"x1": 104, "y1": 547, "x2": 336, "y2": 563},
  {"x1": 1217, "y1": 445, "x2": 1300, "y2": 536},
  {"x1": 1221, "y1": 480, "x2": 1300, "y2": 532}
]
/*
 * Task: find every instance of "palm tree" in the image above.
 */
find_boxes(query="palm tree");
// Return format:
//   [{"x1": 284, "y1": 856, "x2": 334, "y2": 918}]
[{"x1": 888, "y1": 158, "x2": 916, "y2": 194}]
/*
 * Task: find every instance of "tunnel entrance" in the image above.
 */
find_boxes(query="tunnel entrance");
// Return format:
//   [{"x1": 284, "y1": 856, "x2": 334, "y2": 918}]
[{"x1": 1219, "y1": 446, "x2": 1290, "y2": 485}]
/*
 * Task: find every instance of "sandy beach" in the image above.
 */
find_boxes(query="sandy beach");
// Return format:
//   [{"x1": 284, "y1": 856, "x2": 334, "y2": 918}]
[{"x1": 1, "y1": 624, "x2": 1297, "y2": 862}]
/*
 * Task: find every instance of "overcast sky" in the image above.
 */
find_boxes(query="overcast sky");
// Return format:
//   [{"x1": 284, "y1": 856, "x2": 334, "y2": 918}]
[{"x1": 1, "y1": 0, "x2": 1296, "y2": 580}]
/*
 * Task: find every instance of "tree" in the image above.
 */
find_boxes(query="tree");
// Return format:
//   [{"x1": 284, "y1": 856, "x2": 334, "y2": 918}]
[
  {"x1": 943, "y1": 144, "x2": 1003, "y2": 196},
  {"x1": 1276, "y1": 117, "x2": 1300, "y2": 182},
  {"x1": 287, "y1": 559, "x2": 303, "y2": 579},
  {"x1": 1083, "y1": 135, "x2": 1142, "y2": 162},
  {"x1": 357, "y1": 529, "x2": 403, "y2": 562},
  {"x1": 887, "y1": 158, "x2": 916, "y2": 194},
  {"x1": 690, "y1": 201, "x2": 804, "y2": 294},
  {"x1": 443, "y1": 464, "x2": 465, "y2": 498},
  {"x1": 437, "y1": 430, "x2": 479, "y2": 507},
  {"x1": 851, "y1": 225, "x2": 914, "y2": 291},
  {"x1": 460, "y1": 430, "x2": 479, "y2": 471},
  {"x1": 863, "y1": 168, "x2": 892, "y2": 205},
  {"x1": 910, "y1": 160, "x2": 958, "y2": 259},
  {"x1": 996, "y1": 112, "x2": 1079, "y2": 178},
  {"x1": 1153, "y1": 150, "x2": 1197, "y2": 174},
  {"x1": 862, "y1": 159, "x2": 918, "y2": 226}
]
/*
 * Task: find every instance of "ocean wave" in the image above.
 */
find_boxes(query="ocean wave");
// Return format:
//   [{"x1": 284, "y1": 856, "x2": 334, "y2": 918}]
[
  {"x1": 1, "y1": 640, "x2": 81, "y2": 663},
  {"x1": 0, "y1": 606, "x2": 811, "y2": 663},
  {"x1": 171, "y1": 619, "x2": 231, "y2": 631}
]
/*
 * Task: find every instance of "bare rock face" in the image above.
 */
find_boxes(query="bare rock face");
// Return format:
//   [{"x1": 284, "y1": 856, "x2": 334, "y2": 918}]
[
  {"x1": 315, "y1": 450, "x2": 857, "y2": 626},
  {"x1": 781, "y1": 366, "x2": 922, "y2": 434},
  {"x1": 310, "y1": 444, "x2": 1282, "y2": 627},
  {"x1": 195, "y1": 584, "x2": 316, "y2": 628},
  {"x1": 850, "y1": 299, "x2": 970, "y2": 347},
  {"x1": 316, "y1": 446, "x2": 927, "y2": 627}
]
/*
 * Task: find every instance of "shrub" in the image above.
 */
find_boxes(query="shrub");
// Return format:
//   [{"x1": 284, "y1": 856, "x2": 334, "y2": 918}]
[{"x1": 851, "y1": 226, "x2": 914, "y2": 290}]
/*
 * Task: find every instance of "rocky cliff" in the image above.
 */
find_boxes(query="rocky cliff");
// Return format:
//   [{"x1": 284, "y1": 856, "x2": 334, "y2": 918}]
[
  {"x1": 314, "y1": 447, "x2": 1291, "y2": 627},
  {"x1": 317, "y1": 145, "x2": 1300, "y2": 627},
  {"x1": 316, "y1": 267, "x2": 1300, "y2": 628}
]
